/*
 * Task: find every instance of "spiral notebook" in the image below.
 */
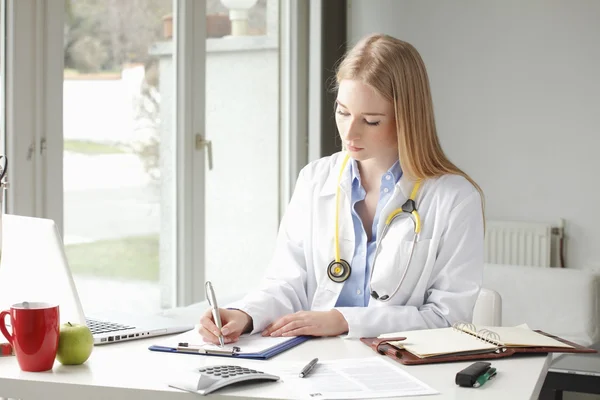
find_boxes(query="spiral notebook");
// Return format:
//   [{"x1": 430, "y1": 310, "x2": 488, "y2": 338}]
[{"x1": 361, "y1": 323, "x2": 596, "y2": 365}]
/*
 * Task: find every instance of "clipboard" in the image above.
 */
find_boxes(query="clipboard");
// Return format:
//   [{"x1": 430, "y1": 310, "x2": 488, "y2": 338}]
[{"x1": 149, "y1": 333, "x2": 311, "y2": 360}]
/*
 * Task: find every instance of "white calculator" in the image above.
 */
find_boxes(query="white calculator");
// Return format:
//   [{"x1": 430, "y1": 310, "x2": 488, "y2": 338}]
[{"x1": 169, "y1": 365, "x2": 280, "y2": 395}]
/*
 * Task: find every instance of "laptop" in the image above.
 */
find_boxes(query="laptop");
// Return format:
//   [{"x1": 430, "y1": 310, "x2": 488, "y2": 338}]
[{"x1": 0, "y1": 214, "x2": 194, "y2": 345}]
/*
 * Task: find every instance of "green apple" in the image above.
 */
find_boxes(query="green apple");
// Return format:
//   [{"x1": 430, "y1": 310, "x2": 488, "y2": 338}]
[{"x1": 56, "y1": 322, "x2": 94, "y2": 365}]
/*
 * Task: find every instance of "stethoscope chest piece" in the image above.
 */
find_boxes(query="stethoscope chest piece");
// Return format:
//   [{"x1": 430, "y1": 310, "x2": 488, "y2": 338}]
[{"x1": 327, "y1": 260, "x2": 351, "y2": 283}]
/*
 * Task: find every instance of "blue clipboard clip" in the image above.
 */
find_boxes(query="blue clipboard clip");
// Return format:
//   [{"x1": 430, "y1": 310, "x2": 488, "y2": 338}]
[
  {"x1": 148, "y1": 335, "x2": 311, "y2": 360},
  {"x1": 176, "y1": 342, "x2": 241, "y2": 355}
]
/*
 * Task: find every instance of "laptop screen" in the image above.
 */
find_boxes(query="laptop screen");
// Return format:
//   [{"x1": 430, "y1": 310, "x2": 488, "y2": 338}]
[{"x1": 0, "y1": 214, "x2": 87, "y2": 326}]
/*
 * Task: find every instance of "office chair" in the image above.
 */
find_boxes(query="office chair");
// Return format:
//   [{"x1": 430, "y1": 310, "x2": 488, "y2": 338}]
[{"x1": 472, "y1": 288, "x2": 503, "y2": 326}]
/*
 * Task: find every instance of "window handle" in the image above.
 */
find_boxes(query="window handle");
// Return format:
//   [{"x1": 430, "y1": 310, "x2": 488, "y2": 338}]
[{"x1": 195, "y1": 134, "x2": 213, "y2": 170}]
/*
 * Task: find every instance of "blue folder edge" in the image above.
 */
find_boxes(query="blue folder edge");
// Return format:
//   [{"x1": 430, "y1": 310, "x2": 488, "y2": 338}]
[{"x1": 148, "y1": 335, "x2": 311, "y2": 360}]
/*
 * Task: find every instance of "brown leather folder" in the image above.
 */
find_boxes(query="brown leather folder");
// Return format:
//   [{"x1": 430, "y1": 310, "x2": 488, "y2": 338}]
[{"x1": 360, "y1": 331, "x2": 597, "y2": 365}]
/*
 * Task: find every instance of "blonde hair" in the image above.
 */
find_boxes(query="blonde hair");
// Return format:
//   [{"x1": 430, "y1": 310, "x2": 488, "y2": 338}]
[{"x1": 334, "y1": 33, "x2": 484, "y2": 207}]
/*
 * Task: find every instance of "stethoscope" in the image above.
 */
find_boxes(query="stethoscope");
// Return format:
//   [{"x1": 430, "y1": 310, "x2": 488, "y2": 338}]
[{"x1": 327, "y1": 153, "x2": 422, "y2": 302}]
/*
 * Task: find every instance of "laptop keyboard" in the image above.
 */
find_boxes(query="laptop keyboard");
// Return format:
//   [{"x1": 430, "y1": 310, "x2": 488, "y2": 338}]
[{"x1": 86, "y1": 318, "x2": 135, "y2": 335}]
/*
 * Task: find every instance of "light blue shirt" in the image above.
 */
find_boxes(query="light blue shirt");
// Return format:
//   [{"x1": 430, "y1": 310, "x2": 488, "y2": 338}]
[{"x1": 335, "y1": 159, "x2": 403, "y2": 307}]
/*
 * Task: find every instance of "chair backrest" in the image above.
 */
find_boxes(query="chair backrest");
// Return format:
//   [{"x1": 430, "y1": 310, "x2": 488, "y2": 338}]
[
  {"x1": 482, "y1": 263, "x2": 600, "y2": 346},
  {"x1": 472, "y1": 288, "x2": 502, "y2": 326}
]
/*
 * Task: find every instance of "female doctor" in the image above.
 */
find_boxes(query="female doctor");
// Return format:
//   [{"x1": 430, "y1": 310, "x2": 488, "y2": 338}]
[{"x1": 199, "y1": 33, "x2": 484, "y2": 343}]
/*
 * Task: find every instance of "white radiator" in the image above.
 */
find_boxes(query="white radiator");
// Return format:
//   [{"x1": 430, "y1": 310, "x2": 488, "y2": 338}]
[{"x1": 484, "y1": 220, "x2": 564, "y2": 268}]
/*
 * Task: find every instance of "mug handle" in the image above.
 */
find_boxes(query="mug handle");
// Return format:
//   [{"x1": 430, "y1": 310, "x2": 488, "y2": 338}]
[{"x1": 0, "y1": 310, "x2": 13, "y2": 344}]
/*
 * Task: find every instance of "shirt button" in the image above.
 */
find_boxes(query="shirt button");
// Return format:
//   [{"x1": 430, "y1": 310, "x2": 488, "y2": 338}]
[
  {"x1": 383, "y1": 187, "x2": 389, "y2": 193},
  {"x1": 385, "y1": 174, "x2": 392, "y2": 181},
  {"x1": 356, "y1": 289, "x2": 362, "y2": 295}
]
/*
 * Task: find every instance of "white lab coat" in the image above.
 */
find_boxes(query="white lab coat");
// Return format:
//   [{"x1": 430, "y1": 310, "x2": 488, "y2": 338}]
[{"x1": 227, "y1": 152, "x2": 484, "y2": 338}]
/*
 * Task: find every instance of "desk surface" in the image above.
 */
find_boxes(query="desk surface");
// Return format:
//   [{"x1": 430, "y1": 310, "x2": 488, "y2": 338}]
[{"x1": 0, "y1": 334, "x2": 550, "y2": 400}]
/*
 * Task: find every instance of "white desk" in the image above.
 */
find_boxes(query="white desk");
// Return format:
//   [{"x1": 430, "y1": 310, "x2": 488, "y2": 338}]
[{"x1": 0, "y1": 334, "x2": 551, "y2": 400}]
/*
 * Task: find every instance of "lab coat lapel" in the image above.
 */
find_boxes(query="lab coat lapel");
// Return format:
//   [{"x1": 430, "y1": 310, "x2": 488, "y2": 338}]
[
  {"x1": 337, "y1": 180, "x2": 354, "y2": 259},
  {"x1": 376, "y1": 174, "x2": 416, "y2": 240},
  {"x1": 312, "y1": 157, "x2": 354, "y2": 311}
]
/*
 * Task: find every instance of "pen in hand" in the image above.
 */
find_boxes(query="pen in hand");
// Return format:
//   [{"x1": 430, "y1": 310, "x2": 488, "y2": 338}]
[
  {"x1": 205, "y1": 281, "x2": 225, "y2": 348},
  {"x1": 299, "y1": 358, "x2": 319, "y2": 378}
]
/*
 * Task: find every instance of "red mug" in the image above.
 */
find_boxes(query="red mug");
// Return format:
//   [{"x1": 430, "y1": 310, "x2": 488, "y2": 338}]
[{"x1": 0, "y1": 302, "x2": 60, "y2": 372}]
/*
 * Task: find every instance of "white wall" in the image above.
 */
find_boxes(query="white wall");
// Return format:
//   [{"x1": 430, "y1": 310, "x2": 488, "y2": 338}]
[{"x1": 348, "y1": 0, "x2": 600, "y2": 270}]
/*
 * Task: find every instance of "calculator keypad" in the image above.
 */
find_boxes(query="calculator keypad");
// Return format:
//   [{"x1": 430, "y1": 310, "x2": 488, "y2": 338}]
[
  {"x1": 199, "y1": 365, "x2": 265, "y2": 378},
  {"x1": 179, "y1": 364, "x2": 280, "y2": 395}
]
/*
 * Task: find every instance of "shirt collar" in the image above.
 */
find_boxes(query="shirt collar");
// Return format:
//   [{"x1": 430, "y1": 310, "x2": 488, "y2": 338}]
[
  {"x1": 387, "y1": 160, "x2": 403, "y2": 184},
  {"x1": 350, "y1": 158, "x2": 361, "y2": 186},
  {"x1": 350, "y1": 158, "x2": 402, "y2": 187},
  {"x1": 320, "y1": 152, "x2": 415, "y2": 199}
]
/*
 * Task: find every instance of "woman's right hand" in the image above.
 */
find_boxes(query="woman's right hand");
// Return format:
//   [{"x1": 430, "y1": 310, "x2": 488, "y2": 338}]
[{"x1": 199, "y1": 308, "x2": 253, "y2": 344}]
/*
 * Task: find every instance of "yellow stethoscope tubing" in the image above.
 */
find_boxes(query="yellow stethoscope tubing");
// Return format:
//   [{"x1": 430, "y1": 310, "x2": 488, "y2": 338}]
[
  {"x1": 334, "y1": 154, "x2": 352, "y2": 263},
  {"x1": 384, "y1": 181, "x2": 422, "y2": 233},
  {"x1": 334, "y1": 153, "x2": 422, "y2": 301}
]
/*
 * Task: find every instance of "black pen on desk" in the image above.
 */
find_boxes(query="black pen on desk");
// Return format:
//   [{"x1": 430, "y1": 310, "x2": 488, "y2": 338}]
[{"x1": 299, "y1": 358, "x2": 319, "y2": 378}]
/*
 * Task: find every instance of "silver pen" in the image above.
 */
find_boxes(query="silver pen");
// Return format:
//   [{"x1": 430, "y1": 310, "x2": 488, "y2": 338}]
[
  {"x1": 205, "y1": 281, "x2": 225, "y2": 348},
  {"x1": 299, "y1": 358, "x2": 319, "y2": 378}
]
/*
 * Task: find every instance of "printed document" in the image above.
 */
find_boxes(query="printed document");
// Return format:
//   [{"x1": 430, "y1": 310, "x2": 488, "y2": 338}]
[{"x1": 265, "y1": 357, "x2": 438, "y2": 399}]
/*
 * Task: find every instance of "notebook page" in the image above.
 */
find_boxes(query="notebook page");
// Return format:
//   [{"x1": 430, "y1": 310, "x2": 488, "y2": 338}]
[
  {"x1": 379, "y1": 327, "x2": 498, "y2": 358},
  {"x1": 159, "y1": 328, "x2": 297, "y2": 354},
  {"x1": 473, "y1": 326, "x2": 573, "y2": 348}
]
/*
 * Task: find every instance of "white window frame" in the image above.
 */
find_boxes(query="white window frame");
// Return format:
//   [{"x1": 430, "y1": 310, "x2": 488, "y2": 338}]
[
  {"x1": 4, "y1": 0, "x2": 63, "y2": 226},
  {"x1": 175, "y1": 0, "x2": 206, "y2": 306},
  {"x1": 279, "y1": 0, "x2": 309, "y2": 216},
  {"x1": 4, "y1": 0, "x2": 309, "y2": 307},
  {"x1": 0, "y1": 0, "x2": 5, "y2": 165},
  {"x1": 4, "y1": 0, "x2": 32, "y2": 217}
]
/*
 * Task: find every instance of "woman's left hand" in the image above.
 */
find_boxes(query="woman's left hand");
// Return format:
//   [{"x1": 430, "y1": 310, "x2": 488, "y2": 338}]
[{"x1": 262, "y1": 310, "x2": 349, "y2": 337}]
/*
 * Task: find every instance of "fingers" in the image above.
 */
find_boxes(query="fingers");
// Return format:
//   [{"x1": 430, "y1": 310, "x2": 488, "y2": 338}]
[
  {"x1": 221, "y1": 309, "x2": 252, "y2": 337},
  {"x1": 270, "y1": 319, "x2": 305, "y2": 337},
  {"x1": 224, "y1": 334, "x2": 241, "y2": 344},
  {"x1": 198, "y1": 325, "x2": 220, "y2": 344},
  {"x1": 262, "y1": 323, "x2": 274, "y2": 337},
  {"x1": 220, "y1": 320, "x2": 238, "y2": 337},
  {"x1": 262, "y1": 312, "x2": 301, "y2": 336},
  {"x1": 199, "y1": 323, "x2": 242, "y2": 344},
  {"x1": 199, "y1": 308, "x2": 231, "y2": 343},
  {"x1": 200, "y1": 308, "x2": 249, "y2": 344},
  {"x1": 262, "y1": 322, "x2": 274, "y2": 337},
  {"x1": 264, "y1": 312, "x2": 311, "y2": 337},
  {"x1": 262, "y1": 313, "x2": 303, "y2": 336},
  {"x1": 281, "y1": 327, "x2": 312, "y2": 337},
  {"x1": 199, "y1": 309, "x2": 220, "y2": 337},
  {"x1": 262, "y1": 318, "x2": 288, "y2": 337}
]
